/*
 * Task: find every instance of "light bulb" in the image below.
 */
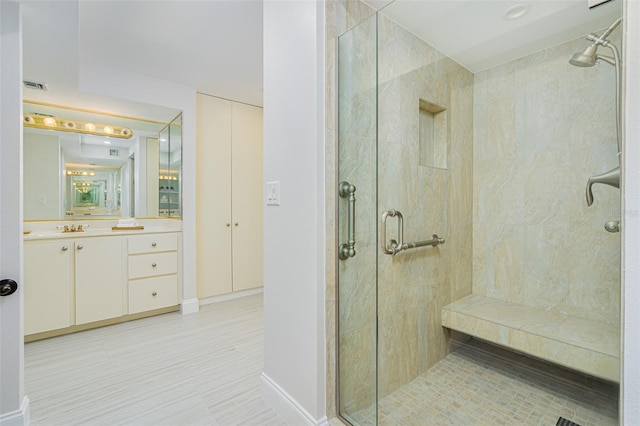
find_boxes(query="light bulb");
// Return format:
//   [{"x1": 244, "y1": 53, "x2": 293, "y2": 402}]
[{"x1": 43, "y1": 117, "x2": 56, "y2": 127}]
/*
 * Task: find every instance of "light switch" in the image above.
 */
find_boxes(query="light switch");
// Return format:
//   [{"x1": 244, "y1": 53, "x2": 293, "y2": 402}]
[
  {"x1": 267, "y1": 181, "x2": 280, "y2": 206},
  {"x1": 37, "y1": 195, "x2": 46, "y2": 205}
]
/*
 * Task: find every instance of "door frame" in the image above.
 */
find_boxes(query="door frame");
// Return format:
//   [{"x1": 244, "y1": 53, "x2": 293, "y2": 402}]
[{"x1": 0, "y1": 1, "x2": 29, "y2": 424}]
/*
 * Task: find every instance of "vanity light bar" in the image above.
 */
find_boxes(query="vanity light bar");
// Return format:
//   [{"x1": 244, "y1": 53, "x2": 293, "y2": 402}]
[
  {"x1": 23, "y1": 114, "x2": 133, "y2": 139},
  {"x1": 66, "y1": 171, "x2": 96, "y2": 176},
  {"x1": 159, "y1": 175, "x2": 178, "y2": 180}
]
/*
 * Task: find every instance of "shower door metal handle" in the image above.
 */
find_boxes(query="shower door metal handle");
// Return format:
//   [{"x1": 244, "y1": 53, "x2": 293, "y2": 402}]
[
  {"x1": 381, "y1": 209, "x2": 404, "y2": 255},
  {"x1": 382, "y1": 209, "x2": 445, "y2": 255},
  {"x1": 338, "y1": 181, "x2": 357, "y2": 260}
]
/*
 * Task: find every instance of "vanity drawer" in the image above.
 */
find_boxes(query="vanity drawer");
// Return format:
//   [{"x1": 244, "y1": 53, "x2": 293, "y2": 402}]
[
  {"x1": 128, "y1": 234, "x2": 178, "y2": 254},
  {"x1": 128, "y1": 275, "x2": 178, "y2": 314},
  {"x1": 128, "y1": 252, "x2": 177, "y2": 279}
]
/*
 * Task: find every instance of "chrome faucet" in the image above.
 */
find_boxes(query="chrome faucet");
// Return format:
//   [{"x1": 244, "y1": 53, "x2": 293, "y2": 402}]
[{"x1": 586, "y1": 165, "x2": 619, "y2": 207}]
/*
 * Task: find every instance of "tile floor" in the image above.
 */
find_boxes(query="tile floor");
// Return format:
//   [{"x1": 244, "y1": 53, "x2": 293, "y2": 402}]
[
  {"x1": 26, "y1": 293, "x2": 617, "y2": 426},
  {"x1": 25, "y1": 294, "x2": 287, "y2": 426},
  {"x1": 348, "y1": 343, "x2": 618, "y2": 426}
]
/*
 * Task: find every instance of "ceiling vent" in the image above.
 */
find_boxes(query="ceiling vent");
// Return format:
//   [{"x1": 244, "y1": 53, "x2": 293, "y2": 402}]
[
  {"x1": 109, "y1": 148, "x2": 120, "y2": 157},
  {"x1": 23, "y1": 80, "x2": 48, "y2": 91}
]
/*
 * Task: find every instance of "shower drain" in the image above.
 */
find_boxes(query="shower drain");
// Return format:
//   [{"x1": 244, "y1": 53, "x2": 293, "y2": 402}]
[{"x1": 556, "y1": 417, "x2": 581, "y2": 426}]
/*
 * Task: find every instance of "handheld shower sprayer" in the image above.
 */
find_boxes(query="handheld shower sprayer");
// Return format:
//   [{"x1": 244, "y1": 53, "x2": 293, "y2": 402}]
[
  {"x1": 570, "y1": 17, "x2": 622, "y2": 208},
  {"x1": 569, "y1": 18, "x2": 621, "y2": 67}
]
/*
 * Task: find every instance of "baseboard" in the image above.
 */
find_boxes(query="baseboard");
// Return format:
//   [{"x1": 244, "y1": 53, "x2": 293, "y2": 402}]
[
  {"x1": 180, "y1": 298, "x2": 199, "y2": 315},
  {"x1": 0, "y1": 396, "x2": 30, "y2": 426},
  {"x1": 260, "y1": 373, "x2": 328, "y2": 426},
  {"x1": 199, "y1": 288, "x2": 263, "y2": 306}
]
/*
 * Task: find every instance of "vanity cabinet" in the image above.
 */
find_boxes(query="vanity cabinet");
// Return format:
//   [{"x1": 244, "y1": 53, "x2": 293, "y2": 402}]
[
  {"x1": 24, "y1": 237, "x2": 125, "y2": 334},
  {"x1": 196, "y1": 94, "x2": 264, "y2": 298},
  {"x1": 24, "y1": 229, "x2": 181, "y2": 339},
  {"x1": 127, "y1": 234, "x2": 178, "y2": 314}
]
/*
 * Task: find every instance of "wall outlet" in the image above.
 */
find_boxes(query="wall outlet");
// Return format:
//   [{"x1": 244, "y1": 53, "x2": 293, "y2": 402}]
[{"x1": 267, "y1": 181, "x2": 280, "y2": 206}]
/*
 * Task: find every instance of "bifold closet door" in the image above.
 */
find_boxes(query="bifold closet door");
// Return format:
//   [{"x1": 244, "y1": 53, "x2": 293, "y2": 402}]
[
  {"x1": 196, "y1": 94, "x2": 233, "y2": 297},
  {"x1": 231, "y1": 102, "x2": 264, "y2": 291}
]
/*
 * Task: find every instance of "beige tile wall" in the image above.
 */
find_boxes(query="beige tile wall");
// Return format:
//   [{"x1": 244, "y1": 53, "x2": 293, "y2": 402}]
[
  {"x1": 376, "y1": 12, "x2": 473, "y2": 399},
  {"x1": 472, "y1": 34, "x2": 621, "y2": 326}
]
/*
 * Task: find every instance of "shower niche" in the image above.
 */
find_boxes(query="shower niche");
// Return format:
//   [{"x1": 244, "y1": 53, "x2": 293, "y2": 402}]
[{"x1": 418, "y1": 99, "x2": 447, "y2": 170}]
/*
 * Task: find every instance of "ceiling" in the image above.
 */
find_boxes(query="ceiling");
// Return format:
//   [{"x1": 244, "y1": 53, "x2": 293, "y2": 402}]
[
  {"x1": 21, "y1": 0, "x2": 622, "y2": 119},
  {"x1": 378, "y1": 0, "x2": 622, "y2": 73},
  {"x1": 21, "y1": 0, "x2": 264, "y2": 120}
]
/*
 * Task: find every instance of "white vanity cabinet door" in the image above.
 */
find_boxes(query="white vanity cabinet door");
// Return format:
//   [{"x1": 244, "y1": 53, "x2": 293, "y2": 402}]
[
  {"x1": 75, "y1": 237, "x2": 125, "y2": 325},
  {"x1": 24, "y1": 241, "x2": 73, "y2": 335}
]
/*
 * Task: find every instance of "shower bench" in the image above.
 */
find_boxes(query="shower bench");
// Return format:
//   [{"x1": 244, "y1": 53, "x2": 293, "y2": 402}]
[{"x1": 442, "y1": 294, "x2": 619, "y2": 382}]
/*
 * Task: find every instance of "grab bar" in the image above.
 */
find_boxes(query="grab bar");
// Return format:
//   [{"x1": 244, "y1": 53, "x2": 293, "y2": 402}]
[
  {"x1": 381, "y1": 209, "x2": 444, "y2": 256},
  {"x1": 338, "y1": 181, "x2": 357, "y2": 260}
]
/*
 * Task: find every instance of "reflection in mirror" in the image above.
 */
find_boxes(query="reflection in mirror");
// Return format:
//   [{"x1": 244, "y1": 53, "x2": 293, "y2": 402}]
[
  {"x1": 159, "y1": 113, "x2": 182, "y2": 217},
  {"x1": 23, "y1": 101, "x2": 182, "y2": 220}
]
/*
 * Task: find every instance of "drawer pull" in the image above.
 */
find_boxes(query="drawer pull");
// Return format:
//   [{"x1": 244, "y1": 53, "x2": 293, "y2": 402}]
[
  {"x1": 152, "y1": 242, "x2": 157, "y2": 247},
  {"x1": 152, "y1": 291, "x2": 157, "y2": 296},
  {"x1": 61, "y1": 246, "x2": 68, "y2": 251},
  {"x1": 152, "y1": 263, "x2": 157, "y2": 267}
]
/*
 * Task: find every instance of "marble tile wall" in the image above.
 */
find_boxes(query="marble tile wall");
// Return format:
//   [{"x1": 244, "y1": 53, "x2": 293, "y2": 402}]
[
  {"x1": 472, "y1": 34, "x2": 621, "y2": 327},
  {"x1": 376, "y1": 12, "x2": 473, "y2": 399}
]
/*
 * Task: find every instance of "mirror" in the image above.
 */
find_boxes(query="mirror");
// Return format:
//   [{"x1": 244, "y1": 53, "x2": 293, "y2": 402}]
[
  {"x1": 158, "y1": 113, "x2": 182, "y2": 217},
  {"x1": 23, "y1": 101, "x2": 182, "y2": 220}
]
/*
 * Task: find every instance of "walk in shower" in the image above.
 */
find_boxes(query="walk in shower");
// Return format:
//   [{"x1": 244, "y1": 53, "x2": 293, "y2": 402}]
[{"x1": 336, "y1": 2, "x2": 622, "y2": 424}]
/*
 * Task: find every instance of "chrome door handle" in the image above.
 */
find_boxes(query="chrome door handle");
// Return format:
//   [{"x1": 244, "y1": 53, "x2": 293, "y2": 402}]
[{"x1": 338, "y1": 181, "x2": 357, "y2": 260}]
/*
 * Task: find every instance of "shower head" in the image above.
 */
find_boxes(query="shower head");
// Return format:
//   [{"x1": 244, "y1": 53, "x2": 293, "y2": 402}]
[
  {"x1": 570, "y1": 44, "x2": 598, "y2": 67},
  {"x1": 569, "y1": 17, "x2": 621, "y2": 67},
  {"x1": 569, "y1": 43, "x2": 616, "y2": 67}
]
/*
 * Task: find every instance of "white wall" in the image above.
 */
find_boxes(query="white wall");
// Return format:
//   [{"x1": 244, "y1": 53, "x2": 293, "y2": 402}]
[
  {"x1": 623, "y1": 0, "x2": 640, "y2": 422},
  {"x1": 262, "y1": 1, "x2": 326, "y2": 424}
]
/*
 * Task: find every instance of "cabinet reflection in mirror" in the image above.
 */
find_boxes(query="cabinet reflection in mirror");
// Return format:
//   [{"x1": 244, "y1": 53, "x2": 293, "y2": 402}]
[{"x1": 23, "y1": 101, "x2": 183, "y2": 220}]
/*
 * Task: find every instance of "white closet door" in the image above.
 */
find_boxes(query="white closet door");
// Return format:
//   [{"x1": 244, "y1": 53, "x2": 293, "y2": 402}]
[
  {"x1": 231, "y1": 102, "x2": 264, "y2": 291},
  {"x1": 196, "y1": 94, "x2": 233, "y2": 297}
]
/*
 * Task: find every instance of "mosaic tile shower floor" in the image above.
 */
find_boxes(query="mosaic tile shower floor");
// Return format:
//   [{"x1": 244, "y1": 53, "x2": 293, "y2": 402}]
[{"x1": 348, "y1": 344, "x2": 618, "y2": 426}]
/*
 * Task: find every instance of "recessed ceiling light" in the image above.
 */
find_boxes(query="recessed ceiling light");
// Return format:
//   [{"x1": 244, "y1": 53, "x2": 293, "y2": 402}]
[
  {"x1": 503, "y1": 4, "x2": 531, "y2": 20},
  {"x1": 103, "y1": 140, "x2": 111, "y2": 144}
]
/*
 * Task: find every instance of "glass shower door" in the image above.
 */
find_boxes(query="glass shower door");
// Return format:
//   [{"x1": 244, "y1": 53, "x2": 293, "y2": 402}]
[{"x1": 337, "y1": 14, "x2": 378, "y2": 426}]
